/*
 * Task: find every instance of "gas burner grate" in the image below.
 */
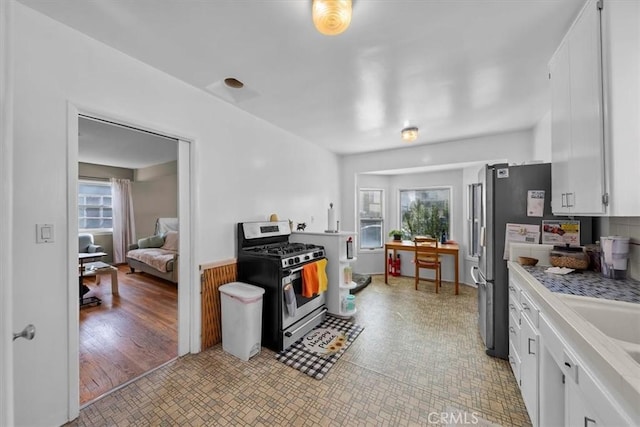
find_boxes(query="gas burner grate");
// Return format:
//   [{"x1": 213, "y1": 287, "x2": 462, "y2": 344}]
[{"x1": 245, "y1": 243, "x2": 321, "y2": 257}]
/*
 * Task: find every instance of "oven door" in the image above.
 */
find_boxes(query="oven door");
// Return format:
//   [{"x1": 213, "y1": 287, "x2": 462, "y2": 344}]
[
  {"x1": 281, "y1": 266, "x2": 326, "y2": 330},
  {"x1": 281, "y1": 264, "x2": 327, "y2": 349}
]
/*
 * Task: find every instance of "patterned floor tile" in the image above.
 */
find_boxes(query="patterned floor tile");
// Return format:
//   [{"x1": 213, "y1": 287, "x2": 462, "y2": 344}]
[{"x1": 68, "y1": 275, "x2": 531, "y2": 426}]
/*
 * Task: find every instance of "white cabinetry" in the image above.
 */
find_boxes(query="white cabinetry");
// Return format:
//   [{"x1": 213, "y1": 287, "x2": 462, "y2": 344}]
[
  {"x1": 509, "y1": 265, "x2": 634, "y2": 426},
  {"x1": 290, "y1": 231, "x2": 358, "y2": 318},
  {"x1": 549, "y1": 0, "x2": 605, "y2": 215},
  {"x1": 539, "y1": 313, "x2": 627, "y2": 427},
  {"x1": 565, "y1": 379, "x2": 603, "y2": 427},
  {"x1": 508, "y1": 276, "x2": 540, "y2": 427},
  {"x1": 549, "y1": 0, "x2": 640, "y2": 216}
]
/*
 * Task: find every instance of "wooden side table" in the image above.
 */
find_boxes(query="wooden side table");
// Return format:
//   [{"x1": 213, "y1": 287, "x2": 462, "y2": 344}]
[{"x1": 83, "y1": 261, "x2": 119, "y2": 296}]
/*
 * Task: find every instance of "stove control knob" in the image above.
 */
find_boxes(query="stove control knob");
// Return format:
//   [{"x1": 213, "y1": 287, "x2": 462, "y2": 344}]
[
  {"x1": 288, "y1": 259, "x2": 294, "y2": 265},
  {"x1": 294, "y1": 257, "x2": 300, "y2": 264},
  {"x1": 304, "y1": 255, "x2": 310, "y2": 260}
]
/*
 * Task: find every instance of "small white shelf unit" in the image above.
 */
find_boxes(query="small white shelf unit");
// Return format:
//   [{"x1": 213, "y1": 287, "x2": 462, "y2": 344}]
[{"x1": 290, "y1": 231, "x2": 358, "y2": 318}]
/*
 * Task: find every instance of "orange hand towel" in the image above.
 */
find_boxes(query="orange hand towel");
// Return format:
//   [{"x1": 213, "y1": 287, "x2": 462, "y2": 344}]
[
  {"x1": 317, "y1": 258, "x2": 328, "y2": 293},
  {"x1": 302, "y1": 261, "x2": 319, "y2": 298}
]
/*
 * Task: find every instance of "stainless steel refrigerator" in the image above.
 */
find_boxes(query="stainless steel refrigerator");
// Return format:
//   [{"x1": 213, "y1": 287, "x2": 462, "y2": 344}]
[{"x1": 471, "y1": 163, "x2": 591, "y2": 359}]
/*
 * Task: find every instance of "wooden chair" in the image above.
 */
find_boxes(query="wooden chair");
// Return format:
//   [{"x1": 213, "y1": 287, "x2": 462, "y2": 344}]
[{"x1": 414, "y1": 237, "x2": 441, "y2": 292}]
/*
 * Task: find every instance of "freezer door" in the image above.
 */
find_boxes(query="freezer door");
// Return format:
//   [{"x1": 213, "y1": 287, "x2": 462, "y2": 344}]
[{"x1": 471, "y1": 266, "x2": 494, "y2": 349}]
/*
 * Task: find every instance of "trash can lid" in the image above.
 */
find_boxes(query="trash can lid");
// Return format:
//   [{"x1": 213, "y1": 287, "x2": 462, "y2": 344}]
[{"x1": 219, "y1": 282, "x2": 265, "y2": 300}]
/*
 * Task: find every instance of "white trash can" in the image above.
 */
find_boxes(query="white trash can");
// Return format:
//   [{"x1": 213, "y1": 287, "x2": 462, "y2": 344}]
[{"x1": 219, "y1": 282, "x2": 265, "y2": 361}]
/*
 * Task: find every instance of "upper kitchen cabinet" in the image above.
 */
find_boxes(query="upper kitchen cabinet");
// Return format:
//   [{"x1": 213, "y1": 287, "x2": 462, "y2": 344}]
[{"x1": 549, "y1": 0, "x2": 640, "y2": 216}]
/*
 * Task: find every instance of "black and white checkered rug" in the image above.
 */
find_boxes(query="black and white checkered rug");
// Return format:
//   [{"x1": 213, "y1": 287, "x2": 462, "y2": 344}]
[{"x1": 276, "y1": 315, "x2": 364, "y2": 380}]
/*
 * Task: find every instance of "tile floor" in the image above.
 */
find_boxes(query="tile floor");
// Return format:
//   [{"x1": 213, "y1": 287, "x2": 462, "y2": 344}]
[{"x1": 70, "y1": 275, "x2": 531, "y2": 426}]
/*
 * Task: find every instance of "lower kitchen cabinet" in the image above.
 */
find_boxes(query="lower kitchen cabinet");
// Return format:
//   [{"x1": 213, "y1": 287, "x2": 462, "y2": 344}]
[
  {"x1": 565, "y1": 379, "x2": 602, "y2": 427},
  {"x1": 508, "y1": 275, "x2": 539, "y2": 426},
  {"x1": 509, "y1": 265, "x2": 635, "y2": 426},
  {"x1": 519, "y1": 313, "x2": 539, "y2": 427}
]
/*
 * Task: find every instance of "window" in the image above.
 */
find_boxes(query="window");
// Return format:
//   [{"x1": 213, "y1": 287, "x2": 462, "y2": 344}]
[
  {"x1": 400, "y1": 187, "x2": 450, "y2": 239},
  {"x1": 359, "y1": 189, "x2": 384, "y2": 249},
  {"x1": 468, "y1": 183, "x2": 482, "y2": 257},
  {"x1": 78, "y1": 180, "x2": 113, "y2": 231}
]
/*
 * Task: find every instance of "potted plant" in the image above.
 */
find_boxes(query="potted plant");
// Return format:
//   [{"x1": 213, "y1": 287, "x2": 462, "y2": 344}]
[{"x1": 388, "y1": 229, "x2": 404, "y2": 241}]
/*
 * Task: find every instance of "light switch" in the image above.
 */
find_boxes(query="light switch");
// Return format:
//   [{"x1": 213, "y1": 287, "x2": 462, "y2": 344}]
[{"x1": 36, "y1": 224, "x2": 54, "y2": 243}]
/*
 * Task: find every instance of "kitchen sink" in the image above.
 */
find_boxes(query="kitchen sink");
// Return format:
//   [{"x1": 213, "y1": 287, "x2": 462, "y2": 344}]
[{"x1": 557, "y1": 294, "x2": 640, "y2": 363}]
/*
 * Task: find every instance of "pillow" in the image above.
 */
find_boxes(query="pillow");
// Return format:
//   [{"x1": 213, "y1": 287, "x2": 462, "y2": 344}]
[
  {"x1": 138, "y1": 234, "x2": 165, "y2": 249},
  {"x1": 161, "y1": 230, "x2": 179, "y2": 251}
]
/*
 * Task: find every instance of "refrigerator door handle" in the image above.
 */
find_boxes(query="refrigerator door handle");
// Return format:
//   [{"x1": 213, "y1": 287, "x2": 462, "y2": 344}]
[{"x1": 471, "y1": 266, "x2": 486, "y2": 287}]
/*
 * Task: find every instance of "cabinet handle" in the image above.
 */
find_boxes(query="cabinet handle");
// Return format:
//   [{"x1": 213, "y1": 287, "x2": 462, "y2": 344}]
[
  {"x1": 528, "y1": 338, "x2": 536, "y2": 355},
  {"x1": 522, "y1": 302, "x2": 530, "y2": 311},
  {"x1": 509, "y1": 303, "x2": 515, "y2": 310},
  {"x1": 584, "y1": 416, "x2": 596, "y2": 426},
  {"x1": 562, "y1": 193, "x2": 567, "y2": 207},
  {"x1": 567, "y1": 192, "x2": 574, "y2": 208},
  {"x1": 509, "y1": 286, "x2": 515, "y2": 292},
  {"x1": 509, "y1": 326, "x2": 516, "y2": 334}
]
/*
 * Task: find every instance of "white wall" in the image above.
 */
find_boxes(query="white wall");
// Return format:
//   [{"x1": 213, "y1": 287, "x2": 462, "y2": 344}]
[
  {"x1": 132, "y1": 161, "x2": 179, "y2": 239},
  {"x1": 532, "y1": 111, "x2": 552, "y2": 162},
  {"x1": 11, "y1": 4, "x2": 339, "y2": 425},
  {"x1": 341, "y1": 129, "x2": 535, "y2": 284}
]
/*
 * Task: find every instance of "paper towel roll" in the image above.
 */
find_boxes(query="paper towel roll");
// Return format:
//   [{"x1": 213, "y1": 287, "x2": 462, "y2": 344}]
[{"x1": 328, "y1": 207, "x2": 336, "y2": 231}]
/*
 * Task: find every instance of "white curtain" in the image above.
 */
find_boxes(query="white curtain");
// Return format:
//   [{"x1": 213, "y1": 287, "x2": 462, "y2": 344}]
[{"x1": 111, "y1": 178, "x2": 136, "y2": 264}]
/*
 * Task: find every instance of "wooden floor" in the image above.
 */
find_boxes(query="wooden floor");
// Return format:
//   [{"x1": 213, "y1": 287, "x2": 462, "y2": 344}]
[{"x1": 79, "y1": 265, "x2": 178, "y2": 406}]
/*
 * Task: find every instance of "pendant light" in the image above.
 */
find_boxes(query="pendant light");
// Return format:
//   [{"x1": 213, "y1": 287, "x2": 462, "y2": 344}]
[
  {"x1": 401, "y1": 126, "x2": 419, "y2": 142},
  {"x1": 312, "y1": 0, "x2": 352, "y2": 36}
]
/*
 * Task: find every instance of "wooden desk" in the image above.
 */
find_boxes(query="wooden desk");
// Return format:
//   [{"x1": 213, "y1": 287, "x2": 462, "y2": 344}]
[{"x1": 384, "y1": 240, "x2": 460, "y2": 295}]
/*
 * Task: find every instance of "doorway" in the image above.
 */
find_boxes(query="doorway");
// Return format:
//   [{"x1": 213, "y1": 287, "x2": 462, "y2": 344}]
[{"x1": 69, "y1": 112, "x2": 193, "y2": 413}]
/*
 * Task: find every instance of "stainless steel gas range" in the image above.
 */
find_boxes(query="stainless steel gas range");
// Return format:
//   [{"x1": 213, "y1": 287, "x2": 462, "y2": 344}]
[{"x1": 237, "y1": 221, "x2": 327, "y2": 351}]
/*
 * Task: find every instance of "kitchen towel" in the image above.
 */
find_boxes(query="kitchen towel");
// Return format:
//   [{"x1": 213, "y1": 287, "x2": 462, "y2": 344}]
[
  {"x1": 283, "y1": 283, "x2": 297, "y2": 316},
  {"x1": 302, "y1": 261, "x2": 319, "y2": 297},
  {"x1": 302, "y1": 260, "x2": 328, "y2": 297},
  {"x1": 317, "y1": 258, "x2": 328, "y2": 293}
]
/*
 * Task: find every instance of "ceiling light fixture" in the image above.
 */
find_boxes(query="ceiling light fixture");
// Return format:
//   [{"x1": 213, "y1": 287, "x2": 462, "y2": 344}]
[
  {"x1": 401, "y1": 126, "x2": 419, "y2": 142},
  {"x1": 312, "y1": 0, "x2": 352, "y2": 36}
]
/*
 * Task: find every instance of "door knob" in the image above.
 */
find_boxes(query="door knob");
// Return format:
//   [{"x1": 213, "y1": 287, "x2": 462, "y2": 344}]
[{"x1": 13, "y1": 324, "x2": 36, "y2": 341}]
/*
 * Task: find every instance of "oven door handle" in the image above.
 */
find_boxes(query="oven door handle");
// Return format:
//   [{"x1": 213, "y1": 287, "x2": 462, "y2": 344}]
[
  {"x1": 285, "y1": 265, "x2": 306, "y2": 276},
  {"x1": 284, "y1": 308, "x2": 327, "y2": 337}
]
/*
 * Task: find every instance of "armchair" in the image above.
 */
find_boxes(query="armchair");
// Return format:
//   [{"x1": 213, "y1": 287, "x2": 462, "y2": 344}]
[{"x1": 79, "y1": 233, "x2": 104, "y2": 253}]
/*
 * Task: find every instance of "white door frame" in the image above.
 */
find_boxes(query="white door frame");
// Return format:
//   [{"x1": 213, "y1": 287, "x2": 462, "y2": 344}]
[
  {"x1": 1, "y1": 1, "x2": 15, "y2": 425},
  {"x1": 66, "y1": 103, "x2": 199, "y2": 419}
]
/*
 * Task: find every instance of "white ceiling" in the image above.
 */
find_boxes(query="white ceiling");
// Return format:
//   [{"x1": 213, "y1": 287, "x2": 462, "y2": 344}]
[
  {"x1": 78, "y1": 117, "x2": 178, "y2": 169},
  {"x1": 21, "y1": 0, "x2": 585, "y2": 157}
]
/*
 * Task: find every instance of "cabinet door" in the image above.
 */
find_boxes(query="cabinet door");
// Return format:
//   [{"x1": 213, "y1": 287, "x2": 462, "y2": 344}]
[
  {"x1": 567, "y1": 0, "x2": 606, "y2": 214},
  {"x1": 565, "y1": 379, "x2": 602, "y2": 427},
  {"x1": 520, "y1": 314, "x2": 539, "y2": 427},
  {"x1": 550, "y1": 39, "x2": 572, "y2": 214}
]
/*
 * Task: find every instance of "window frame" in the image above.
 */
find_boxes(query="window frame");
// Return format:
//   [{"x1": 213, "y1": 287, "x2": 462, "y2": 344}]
[
  {"x1": 78, "y1": 179, "x2": 114, "y2": 234},
  {"x1": 358, "y1": 187, "x2": 385, "y2": 251},
  {"x1": 397, "y1": 186, "x2": 453, "y2": 240}
]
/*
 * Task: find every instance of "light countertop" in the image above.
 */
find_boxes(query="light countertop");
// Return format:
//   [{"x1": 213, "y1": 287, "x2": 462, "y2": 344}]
[{"x1": 521, "y1": 265, "x2": 640, "y2": 304}]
